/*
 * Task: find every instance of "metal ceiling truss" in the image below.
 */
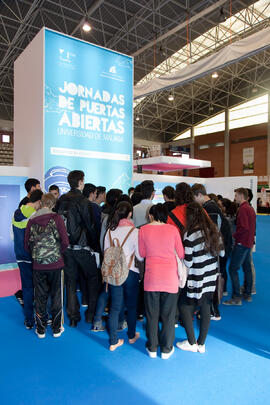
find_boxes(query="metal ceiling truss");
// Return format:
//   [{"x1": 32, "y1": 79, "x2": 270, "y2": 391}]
[{"x1": 0, "y1": 0, "x2": 268, "y2": 145}]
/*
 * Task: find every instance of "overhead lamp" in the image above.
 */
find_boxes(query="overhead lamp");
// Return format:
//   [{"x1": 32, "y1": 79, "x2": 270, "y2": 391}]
[
  {"x1": 168, "y1": 93, "x2": 174, "y2": 101},
  {"x1": 135, "y1": 115, "x2": 140, "y2": 121},
  {"x1": 219, "y1": 7, "x2": 226, "y2": 23},
  {"x1": 251, "y1": 86, "x2": 258, "y2": 93},
  {"x1": 82, "y1": 19, "x2": 91, "y2": 32},
  {"x1": 212, "y1": 71, "x2": 218, "y2": 79},
  {"x1": 209, "y1": 104, "x2": 214, "y2": 112}
]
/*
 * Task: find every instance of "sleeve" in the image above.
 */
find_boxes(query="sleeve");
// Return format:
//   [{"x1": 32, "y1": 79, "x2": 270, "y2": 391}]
[
  {"x1": 138, "y1": 227, "x2": 146, "y2": 258},
  {"x1": 57, "y1": 215, "x2": 69, "y2": 253},
  {"x1": 174, "y1": 228, "x2": 184, "y2": 259},
  {"x1": 103, "y1": 229, "x2": 110, "y2": 251},
  {"x1": 24, "y1": 220, "x2": 31, "y2": 252},
  {"x1": 80, "y1": 200, "x2": 99, "y2": 251},
  {"x1": 100, "y1": 216, "x2": 108, "y2": 252},
  {"x1": 183, "y1": 233, "x2": 194, "y2": 268},
  {"x1": 134, "y1": 229, "x2": 143, "y2": 261}
]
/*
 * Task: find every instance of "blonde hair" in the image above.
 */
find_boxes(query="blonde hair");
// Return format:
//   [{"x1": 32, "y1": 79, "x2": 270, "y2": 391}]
[{"x1": 41, "y1": 193, "x2": 56, "y2": 209}]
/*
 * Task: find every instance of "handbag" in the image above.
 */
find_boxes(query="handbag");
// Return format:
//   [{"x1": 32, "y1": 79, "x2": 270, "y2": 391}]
[{"x1": 175, "y1": 253, "x2": 188, "y2": 289}]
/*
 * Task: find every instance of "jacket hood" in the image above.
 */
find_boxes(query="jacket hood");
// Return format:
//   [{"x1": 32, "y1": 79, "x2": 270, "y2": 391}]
[{"x1": 30, "y1": 208, "x2": 57, "y2": 226}]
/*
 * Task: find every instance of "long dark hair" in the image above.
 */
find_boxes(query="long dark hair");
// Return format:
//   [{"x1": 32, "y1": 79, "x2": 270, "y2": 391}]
[
  {"x1": 175, "y1": 182, "x2": 194, "y2": 206},
  {"x1": 185, "y1": 202, "x2": 223, "y2": 256},
  {"x1": 109, "y1": 201, "x2": 133, "y2": 231}
]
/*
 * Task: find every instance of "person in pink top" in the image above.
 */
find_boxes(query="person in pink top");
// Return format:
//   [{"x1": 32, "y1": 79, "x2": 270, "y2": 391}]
[{"x1": 139, "y1": 203, "x2": 184, "y2": 360}]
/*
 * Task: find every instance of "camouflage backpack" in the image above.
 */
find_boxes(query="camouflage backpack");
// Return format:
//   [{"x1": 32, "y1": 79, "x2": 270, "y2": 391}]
[
  {"x1": 29, "y1": 219, "x2": 61, "y2": 265},
  {"x1": 101, "y1": 228, "x2": 135, "y2": 288}
]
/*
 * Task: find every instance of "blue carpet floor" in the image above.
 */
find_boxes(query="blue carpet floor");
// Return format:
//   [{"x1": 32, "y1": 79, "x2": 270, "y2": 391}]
[{"x1": 1, "y1": 215, "x2": 270, "y2": 405}]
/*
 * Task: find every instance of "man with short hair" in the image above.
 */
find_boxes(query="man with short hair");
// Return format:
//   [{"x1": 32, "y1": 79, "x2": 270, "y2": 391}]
[
  {"x1": 55, "y1": 170, "x2": 100, "y2": 327},
  {"x1": 49, "y1": 184, "x2": 60, "y2": 199},
  {"x1": 192, "y1": 183, "x2": 222, "y2": 229},
  {"x1": 12, "y1": 189, "x2": 43, "y2": 329},
  {"x1": 133, "y1": 180, "x2": 155, "y2": 228},
  {"x1": 95, "y1": 186, "x2": 106, "y2": 206},
  {"x1": 223, "y1": 187, "x2": 256, "y2": 306},
  {"x1": 19, "y1": 178, "x2": 41, "y2": 208},
  {"x1": 162, "y1": 185, "x2": 176, "y2": 212}
]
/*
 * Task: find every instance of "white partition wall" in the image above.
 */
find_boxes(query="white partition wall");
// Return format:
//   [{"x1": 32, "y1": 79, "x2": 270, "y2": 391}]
[
  {"x1": 206, "y1": 176, "x2": 257, "y2": 212},
  {"x1": 133, "y1": 173, "x2": 257, "y2": 210},
  {"x1": 14, "y1": 28, "x2": 133, "y2": 193}
]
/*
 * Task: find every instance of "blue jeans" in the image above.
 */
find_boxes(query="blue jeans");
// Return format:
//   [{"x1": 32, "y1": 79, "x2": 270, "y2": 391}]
[
  {"x1": 108, "y1": 271, "x2": 139, "y2": 345},
  {"x1": 229, "y1": 244, "x2": 252, "y2": 298},
  {"x1": 18, "y1": 261, "x2": 34, "y2": 324},
  {"x1": 93, "y1": 287, "x2": 125, "y2": 326}
]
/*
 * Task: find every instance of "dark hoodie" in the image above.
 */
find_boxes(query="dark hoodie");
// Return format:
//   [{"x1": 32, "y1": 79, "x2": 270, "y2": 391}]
[
  {"x1": 25, "y1": 207, "x2": 69, "y2": 270},
  {"x1": 12, "y1": 204, "x2": 36, "y2": 261}
]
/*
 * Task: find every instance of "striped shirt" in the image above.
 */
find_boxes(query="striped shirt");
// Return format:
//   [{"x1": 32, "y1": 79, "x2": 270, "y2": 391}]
[{"x1": 183, "y1": 230, "x2": 224, "y2": 301}]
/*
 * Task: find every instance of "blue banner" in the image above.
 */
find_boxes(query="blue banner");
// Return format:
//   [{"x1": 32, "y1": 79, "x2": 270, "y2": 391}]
[{"x1": 44, "y1": 29, "x2": 133, "y2": 193}]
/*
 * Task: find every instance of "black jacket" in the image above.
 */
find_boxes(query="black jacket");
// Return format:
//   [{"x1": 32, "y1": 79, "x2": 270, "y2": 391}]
[{"x1": 55, "y1": 189, "x2": 99, "y2": 251}]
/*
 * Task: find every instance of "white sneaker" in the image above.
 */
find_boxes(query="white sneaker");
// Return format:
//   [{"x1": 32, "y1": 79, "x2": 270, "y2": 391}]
[
  {"x1": 161, "y1": 346, "x2": 174, "y2": 360},
  {"x1": 197, "y1": 344, "x2": 205, "y2": 353},
  {"x1": 53, "y1": 326, "x2": 65, "y2": 338},
  {"x1": 35, "y1": 329, "x2": 46, "y2": 339},
  {"x1": 176, "y1": 340, "x2": 197, "y2": 352},
  {"x1": 146, "y1": 347, "x2": 157, "y2": 358}
]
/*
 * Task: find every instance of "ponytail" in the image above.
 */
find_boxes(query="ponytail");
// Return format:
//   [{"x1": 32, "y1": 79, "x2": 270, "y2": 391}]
[{"x1": 109, "y1": 201, "x2": 133, "y2": 231}]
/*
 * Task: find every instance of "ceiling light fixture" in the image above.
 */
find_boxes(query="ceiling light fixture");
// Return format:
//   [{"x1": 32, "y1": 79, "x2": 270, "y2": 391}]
[
  {"x1": 168, "y1": 93, "x2": 174, "y2": 101},
  {"x1": 212, "y1": 71, "x2": 218, "y2": 79},
  {"x1": 82, "y1": 19, "x2": 91, "y2": 32},
  {"x1": 136, "y1": 115, "x2": 140, "y2": 121},
  {"x1": 219, "y1": 7, "x2": 226, "y2": 23}
]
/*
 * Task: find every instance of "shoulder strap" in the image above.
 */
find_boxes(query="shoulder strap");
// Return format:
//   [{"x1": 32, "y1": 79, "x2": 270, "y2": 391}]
[
  {"x1": 168, "y1": 211, "x2": 185, "y2": 233},
  {"x1": 121, "y1": 227, "x2": 135, "y2": 248}
]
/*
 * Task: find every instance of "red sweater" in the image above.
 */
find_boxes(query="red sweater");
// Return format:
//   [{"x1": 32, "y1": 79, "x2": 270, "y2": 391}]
[
  {"x1": 139, "y1": 223, "x2": 184, "y2": 293},
  {"x1": 167, "y1": 204, "x2": 187, "y2": 229},
  {"x1": 233, "y1": 201, "x2": 256, "y2": 248}
]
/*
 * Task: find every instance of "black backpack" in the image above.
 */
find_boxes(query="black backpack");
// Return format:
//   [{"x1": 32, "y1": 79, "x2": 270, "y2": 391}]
[{"x1": 57, "y1": 196, "x2": 85, "y2": 246}]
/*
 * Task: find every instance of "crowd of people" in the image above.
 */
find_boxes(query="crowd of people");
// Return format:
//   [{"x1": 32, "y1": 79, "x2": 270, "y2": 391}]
[{"x1": 12, "y1": 172, "x2": 256, "y2": 358}]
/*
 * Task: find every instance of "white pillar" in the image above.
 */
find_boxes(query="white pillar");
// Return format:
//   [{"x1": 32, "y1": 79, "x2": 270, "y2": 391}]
[
  {"x1": 190, "y1": 126, "x2": 195, "y2": 158},
  {"x1": 267, "y1": 93, "x2": 270, "y2": 175},
  {"x1": 224, "y1": 108, "x2": 230, "y2": 177}
]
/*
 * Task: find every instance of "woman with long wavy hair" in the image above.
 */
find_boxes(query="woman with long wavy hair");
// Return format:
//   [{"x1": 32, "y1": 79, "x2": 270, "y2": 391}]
[{"x1": 176, "y1": 202, "x2": 224, "y2": 354}]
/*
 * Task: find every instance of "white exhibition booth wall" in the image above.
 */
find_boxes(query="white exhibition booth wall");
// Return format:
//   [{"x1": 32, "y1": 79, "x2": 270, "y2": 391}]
[{"x1": 133, "y1": 173, "x2": 257, "y2": 212}]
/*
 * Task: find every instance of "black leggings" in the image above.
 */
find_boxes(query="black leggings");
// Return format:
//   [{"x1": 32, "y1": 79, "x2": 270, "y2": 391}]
[{"x1": 179, "y1": 301, "x2": 211, "y2": 345}]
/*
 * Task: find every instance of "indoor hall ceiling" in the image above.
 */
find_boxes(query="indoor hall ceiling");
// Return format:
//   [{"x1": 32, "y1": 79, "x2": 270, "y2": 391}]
[{"x1": 0, "y1": 0, "x2": 267, "y2": 143}]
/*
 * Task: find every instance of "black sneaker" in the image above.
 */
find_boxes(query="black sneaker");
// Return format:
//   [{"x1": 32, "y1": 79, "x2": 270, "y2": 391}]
[
  {"x1": 243, "y1": 294, "x2": 252, "y2": 302},
  {"x1": 24, "y1": 321, "x2": 34, "y2": 330}
]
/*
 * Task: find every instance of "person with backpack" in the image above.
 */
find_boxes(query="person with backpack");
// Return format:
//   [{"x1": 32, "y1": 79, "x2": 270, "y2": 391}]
[
  {"x1": 139, "y1": 204, "x2": 184, "y2": 359},
  {"x1": 176, "y1": 202, "x2": 224, "y2": 354},
  {"x1": 12, "y1": 189, "x2": 43, "y2": 330},
  {"x1": 25, "y1": 193, "x2": 69, "y2": 338},
  {"x1": 102, "y1": 201, "x2": 142, "y2": 351},
  {"x1": 55, "y1": 170, "x2": 100, "y2": 327}
]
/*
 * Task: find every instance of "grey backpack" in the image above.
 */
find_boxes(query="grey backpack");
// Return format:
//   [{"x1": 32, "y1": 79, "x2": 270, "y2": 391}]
[{"x1": 101, "y1": 228, "x2": 135, "y2": 288}]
